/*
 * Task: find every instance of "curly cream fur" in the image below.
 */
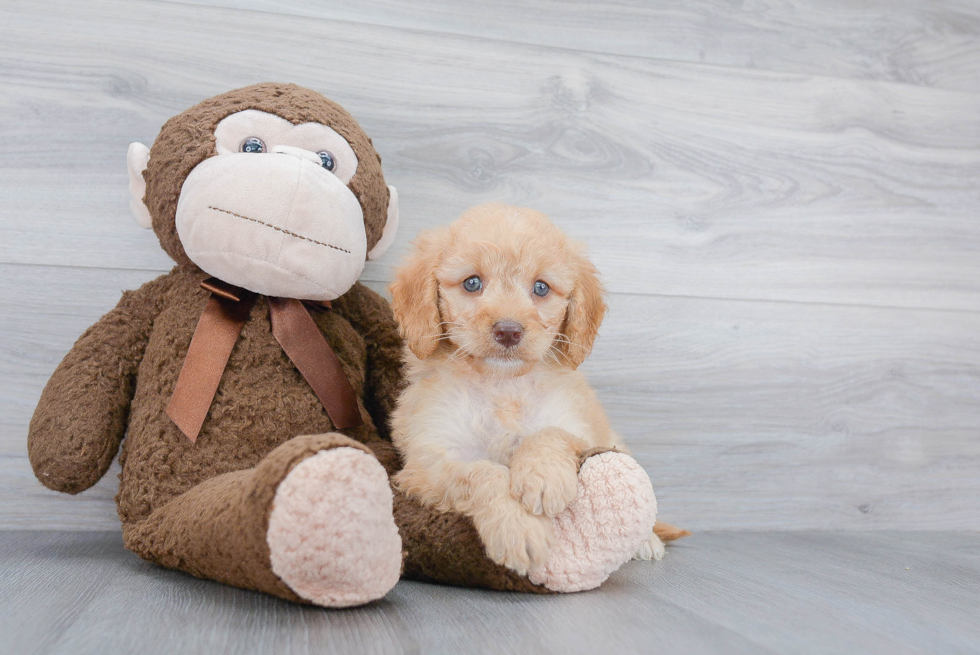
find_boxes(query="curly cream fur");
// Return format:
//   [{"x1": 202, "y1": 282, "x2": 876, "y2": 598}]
[{"x1": 389, "y1": 203, "x2": 659, "y2": 574}]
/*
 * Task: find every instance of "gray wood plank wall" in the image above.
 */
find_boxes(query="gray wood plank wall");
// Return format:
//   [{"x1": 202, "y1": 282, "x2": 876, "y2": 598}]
[{"x1": 1, "y1": 0, "x2": 978, "y2": 532}]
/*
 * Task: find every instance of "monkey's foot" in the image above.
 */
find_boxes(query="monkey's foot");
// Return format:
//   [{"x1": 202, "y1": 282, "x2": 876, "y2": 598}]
[
  {"x1": 267, "y1": 447, "x2": 402, "y2": 607},
  {"x1": 528, "y1": 452, "x2": 657, "y2": 592}
]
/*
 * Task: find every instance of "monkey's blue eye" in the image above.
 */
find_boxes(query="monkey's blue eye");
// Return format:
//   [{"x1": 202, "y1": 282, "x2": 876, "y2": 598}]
[
  {"x1": 318, "y1": 151, "x2": 336, "y2": 171},
  {"x1": 240, "y1": 137, "x2": 266, "y2": 153},
  {"x1": 533, "y1": 281, "x2": 550, "y2": 297},
  {"x1": 463, "y1": 276, "x2": 482, "y2": 292}
]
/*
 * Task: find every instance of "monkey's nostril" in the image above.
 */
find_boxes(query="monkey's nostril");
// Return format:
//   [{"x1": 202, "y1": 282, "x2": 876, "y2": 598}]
[{"x1": 492, "y1": 321, "x2": 523, "y2": 348}]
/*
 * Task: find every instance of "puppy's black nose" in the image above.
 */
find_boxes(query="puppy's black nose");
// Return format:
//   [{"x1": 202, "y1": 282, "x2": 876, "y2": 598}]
[{"x1": 492, "y1": 321, "x2": 523, "y2": 348}]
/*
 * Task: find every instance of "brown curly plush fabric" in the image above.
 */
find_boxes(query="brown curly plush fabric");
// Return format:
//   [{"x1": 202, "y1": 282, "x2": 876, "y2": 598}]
[{"x1": 28, "y1": 84, "x2": 548, "y2": 601}]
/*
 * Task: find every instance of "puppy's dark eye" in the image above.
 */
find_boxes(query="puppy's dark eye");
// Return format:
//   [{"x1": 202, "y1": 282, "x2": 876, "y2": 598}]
[
  {"x1": 533, "y1": 280, "x2": 550, "y2": 297},
  {"x1": 463, "y1": 276, "x2": 482, "y2": 292},
  {"x1": 317, "y1": 150, "x2": 336, "y2": 171},
  {"x1": 240, "y1": 137, "x2": 266, "y2": 153}
]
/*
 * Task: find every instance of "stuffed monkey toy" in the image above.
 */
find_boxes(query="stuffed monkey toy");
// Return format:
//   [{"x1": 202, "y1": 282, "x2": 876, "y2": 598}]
[{"x1": 28, "y1": 83, "x2": 663, "y2": 607}]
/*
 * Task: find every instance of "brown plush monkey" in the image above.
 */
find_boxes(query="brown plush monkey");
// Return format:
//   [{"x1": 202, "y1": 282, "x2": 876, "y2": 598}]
[{"x1": 28, "y1": 84, "x2": 658, "y2": 607}]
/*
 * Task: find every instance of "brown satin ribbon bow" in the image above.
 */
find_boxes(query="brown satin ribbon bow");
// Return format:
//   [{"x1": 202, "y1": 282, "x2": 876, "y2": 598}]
[{"x1": 166, "y1": 278, "x2": 362, "y2": 442}]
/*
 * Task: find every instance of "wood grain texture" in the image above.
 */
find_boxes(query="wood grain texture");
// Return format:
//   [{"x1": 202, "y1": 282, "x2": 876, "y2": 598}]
[
  {"x1": 175, "y1": 0, "x2": 980, "y2": 94},
  {"x1": 0, "y1": 0, "x2": 978, "y2": 531},
  {"x1": 3, "y1": 264, "x2": 977, "y2": 530},
  {"x1": 1, "y1": 530, "x2": 978, "y2": 654},
  {"x1": 0, "y1": 458, "x2": 122, "y2": 531},
  {"x1": 2, "y1": 0, "x2": 980, "y2": 310}
]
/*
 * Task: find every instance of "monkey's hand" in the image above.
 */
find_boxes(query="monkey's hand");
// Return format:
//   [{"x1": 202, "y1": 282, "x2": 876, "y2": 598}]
[
  {"x1": 28, "y1": 273, "x2": 173, "y2": 494},
  {"x1": 331, "y1": 282, "x2": 405, "y2": 441}
]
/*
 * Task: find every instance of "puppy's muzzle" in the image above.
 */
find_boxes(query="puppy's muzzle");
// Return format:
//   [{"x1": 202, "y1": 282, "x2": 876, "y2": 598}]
[{"x1": 492, "y1": 321, "x2": 523, "y2": 348}]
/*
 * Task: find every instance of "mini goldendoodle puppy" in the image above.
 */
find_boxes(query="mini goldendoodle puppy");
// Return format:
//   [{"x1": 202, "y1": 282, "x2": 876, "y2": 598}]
[{"x1": 389, "y1": 203, "x2": 686, "y2": 576}]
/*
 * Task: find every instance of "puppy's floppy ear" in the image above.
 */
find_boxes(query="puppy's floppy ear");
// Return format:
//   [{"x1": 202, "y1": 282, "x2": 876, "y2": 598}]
[
  {"x1": 390, "y1": 227, "x2": 450, "y2": 359},
  {"x1": 557, "y1": 251, "x2": 607, "y2": 369}
]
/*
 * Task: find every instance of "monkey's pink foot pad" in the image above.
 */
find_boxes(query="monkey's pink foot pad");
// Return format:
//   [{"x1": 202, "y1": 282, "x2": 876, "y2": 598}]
[
  {"x1": 529, "y1": 452, "x2": 657, "y2": 592},
  {"x1": 267, "y1": 447, "x2": 402, "y2": 607}
]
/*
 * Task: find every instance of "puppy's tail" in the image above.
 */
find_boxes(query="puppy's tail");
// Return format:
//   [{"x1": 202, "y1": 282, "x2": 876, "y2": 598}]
[{"x1": 654, "y1": 521, "x2": 692, "y2": 542}]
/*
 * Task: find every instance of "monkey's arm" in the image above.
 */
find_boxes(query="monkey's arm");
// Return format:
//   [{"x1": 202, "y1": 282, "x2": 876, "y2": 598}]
[
  {"x1": 332, "y1": 282, "x2": 405, "y2": 441},
  {"x1": 28, "y1": 272, "x2": 175, "y2": 494}
]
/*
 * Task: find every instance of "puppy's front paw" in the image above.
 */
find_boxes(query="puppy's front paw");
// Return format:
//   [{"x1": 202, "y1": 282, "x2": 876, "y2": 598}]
[
  {"x1": 475, "y1": 507, "x2": 554, "y2": 575},
  {"x1": 510, "y1": 459, "x2": 579, "y2": 518},
  {"x1": 633, "y1": 531, "x2": 665, "y2": 561}
]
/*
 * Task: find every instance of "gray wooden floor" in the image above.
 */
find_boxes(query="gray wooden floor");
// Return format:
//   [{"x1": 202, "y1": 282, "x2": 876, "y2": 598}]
[
  {"x1": 1, "y1": 0, "x2": 979, "y2": 652},
  {"x1": 2, "y1": 530, "x2": 978, "y2": 655}
]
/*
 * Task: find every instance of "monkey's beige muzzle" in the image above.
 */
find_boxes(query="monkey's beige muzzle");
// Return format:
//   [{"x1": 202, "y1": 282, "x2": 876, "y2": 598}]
[{"x1": 175, "y1": 150, "x2": 367, "y2": 301}]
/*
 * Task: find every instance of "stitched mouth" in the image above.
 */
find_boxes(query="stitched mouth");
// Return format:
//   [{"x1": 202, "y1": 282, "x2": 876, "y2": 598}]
[{"x1": 208, "y1": 206, "x2": 351, "y2": 254}]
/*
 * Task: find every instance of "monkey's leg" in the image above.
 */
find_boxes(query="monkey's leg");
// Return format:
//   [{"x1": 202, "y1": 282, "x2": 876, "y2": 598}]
[
  {"x1": 528, "y1": 450, "x2": 658, "y2": 592},
  {"x1": 123, "y1": 433, "x2": 402, "y2": 607},
  {"x1": 393, "y1": 487, "x2": 553, "y2": 593},
  {"x1": 394, "y1": 448, "x2": 658, "y2": 593}
]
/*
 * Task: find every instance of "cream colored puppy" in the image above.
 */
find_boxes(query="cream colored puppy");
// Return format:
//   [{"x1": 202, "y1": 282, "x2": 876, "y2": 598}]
[{"x1": 389, "y1": 203, "x2": 668, "y2": 575}]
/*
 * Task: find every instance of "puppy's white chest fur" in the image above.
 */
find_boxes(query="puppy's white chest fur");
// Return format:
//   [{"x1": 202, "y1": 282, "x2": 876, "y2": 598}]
[{"x1": 398, "y1": 362, "x2": 590, "y2": 466}]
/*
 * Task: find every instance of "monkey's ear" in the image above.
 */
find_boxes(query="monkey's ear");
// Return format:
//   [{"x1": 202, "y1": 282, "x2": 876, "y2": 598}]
[
  {"x1": 367, "y1": 185, "x2": 399, "y2": 261},
  {"x1": 127, "y1": 142, "x2": 153, "y2": 229}
]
